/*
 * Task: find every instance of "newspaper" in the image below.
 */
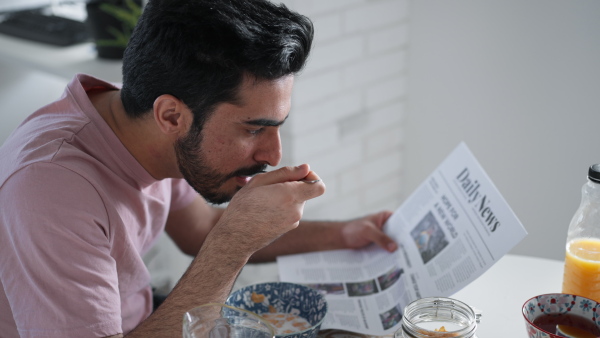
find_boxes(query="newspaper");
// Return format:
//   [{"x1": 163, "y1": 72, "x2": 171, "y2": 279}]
[{"x1": 277, "y1": 142, "x2": 528, "y2": 336}]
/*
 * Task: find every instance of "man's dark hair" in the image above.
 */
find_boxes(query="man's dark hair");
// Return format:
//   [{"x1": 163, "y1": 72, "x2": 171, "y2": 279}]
[
  {"x1": 120, "y1": 0, "x2": 313, "y2": 131},
  {"x1": 121, "y1": 0, "x2": 313, "y2": 129}
]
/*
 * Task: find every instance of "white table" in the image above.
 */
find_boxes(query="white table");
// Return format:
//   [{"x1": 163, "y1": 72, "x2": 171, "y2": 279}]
[
  {"x1": 452, "y1": 254, "x2": 563, "y2": 337},
  {"x1": 236, "y1": 254, "x2": 565, "y2": 337}
]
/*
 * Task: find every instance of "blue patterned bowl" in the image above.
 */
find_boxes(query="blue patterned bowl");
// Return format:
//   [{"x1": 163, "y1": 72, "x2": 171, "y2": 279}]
[
  {"x1": 226, "y1": 282, "x2": 328, "y2": 338},
  {"x1": 522, "y1": 293, "x2": 600, "y2": 338}
]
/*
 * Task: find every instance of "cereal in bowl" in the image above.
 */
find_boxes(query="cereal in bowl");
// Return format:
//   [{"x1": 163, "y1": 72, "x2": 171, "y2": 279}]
[{"x1": 261, "y1": 312, "x2": 312, "y2": 334}]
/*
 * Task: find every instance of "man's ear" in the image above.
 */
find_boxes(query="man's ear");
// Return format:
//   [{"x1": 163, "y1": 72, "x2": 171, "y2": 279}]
[{"x1": 153, "y1": 94, "x2": 192, "y2": 136}]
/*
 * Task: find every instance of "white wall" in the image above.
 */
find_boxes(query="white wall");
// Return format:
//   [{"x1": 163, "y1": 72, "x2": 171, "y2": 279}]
[
  {"x1": 406, "y1": 0, "x2": 600, "y2": 260},
  {"x1": 280, "y1": 0, "x2": 409, "y2": 220}
]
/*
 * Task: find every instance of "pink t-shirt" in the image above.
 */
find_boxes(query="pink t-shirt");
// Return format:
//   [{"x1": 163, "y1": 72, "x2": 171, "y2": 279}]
[{"x1": 0, "y1": 74, "x2": 198, "y2": 337}]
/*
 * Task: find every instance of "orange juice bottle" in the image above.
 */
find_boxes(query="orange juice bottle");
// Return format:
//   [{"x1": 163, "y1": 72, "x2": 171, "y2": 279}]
[{"x1": 562, "y1": 164, "x2": 600, "y2": 302}]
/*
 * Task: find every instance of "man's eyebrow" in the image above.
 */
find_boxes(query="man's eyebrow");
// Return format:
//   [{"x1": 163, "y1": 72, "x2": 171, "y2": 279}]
[{"x1": 244, "y1": 115, "x2": 289, "y2": 127}]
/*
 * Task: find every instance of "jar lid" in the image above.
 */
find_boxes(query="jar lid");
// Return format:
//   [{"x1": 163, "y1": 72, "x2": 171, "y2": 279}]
[{"x1": 589, "y1": 164, "x2": 600, "y2": 183}]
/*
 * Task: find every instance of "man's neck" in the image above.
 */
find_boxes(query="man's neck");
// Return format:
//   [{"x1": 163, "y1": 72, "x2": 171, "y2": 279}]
[{"x1": 88, "y1": 89, "x2": 175, "y2": 180}]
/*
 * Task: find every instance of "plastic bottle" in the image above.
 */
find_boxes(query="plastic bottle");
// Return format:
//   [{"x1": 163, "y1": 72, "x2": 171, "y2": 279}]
[{"x1": 562, "y1": 164, "x2": 600, "y2": 302}]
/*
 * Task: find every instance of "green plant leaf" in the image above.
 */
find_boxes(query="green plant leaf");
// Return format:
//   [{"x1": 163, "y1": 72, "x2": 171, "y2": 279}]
[
  {"x1": 99, "y1": 3, "x2": 140, "y2": 29},
  {"x1": 96, "y1": 25, "x2": 130, "y2": 47},
  {"x1": 96, "y1": 1, "x2": 142, "y2": 48}
]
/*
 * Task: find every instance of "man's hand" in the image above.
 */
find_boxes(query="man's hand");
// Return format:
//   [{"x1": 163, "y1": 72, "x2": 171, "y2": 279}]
[
  {"x1": 213, "y1": 164, "x2": 325, "y2": 256},
  {"x1": 340, "y1": 211, "x2": 397, "y2": 252}
]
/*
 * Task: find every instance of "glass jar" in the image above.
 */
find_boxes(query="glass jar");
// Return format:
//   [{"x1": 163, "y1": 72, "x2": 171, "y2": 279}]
[{"x1": 395, "y1": 297, "x2": 480, "y2": 338}]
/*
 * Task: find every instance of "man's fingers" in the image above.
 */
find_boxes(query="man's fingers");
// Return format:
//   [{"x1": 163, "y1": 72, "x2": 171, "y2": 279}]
[
  {"x1": 301, "y1": 170, "x2": 320, "y2": 182},
  {"x1": 361, "y1": 221, "x2": 397, "y2": 252},
  {"x1": 373, "y1": 212, "x2": 396, "y2": 251},
  {"x1": 249, "y1": 165, "x2": 311, "y2": 187},
  {"x1": 373, "y1": 232, "x2": 397, "y2": 252},
  {"x1": 245, "y1": 164, "x2": 325, "y2": 202},
  {"x1": 296, "y1": 175, "x2": 325, "y2": 202},
  {"x1": 377, "y1": 211, "x2": 394, "y2": 229}
]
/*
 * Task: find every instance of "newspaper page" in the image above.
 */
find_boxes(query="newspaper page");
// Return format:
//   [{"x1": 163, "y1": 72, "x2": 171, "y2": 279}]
[{"x1": 277, "y1": 142, "x2": 528, "y2": 336}]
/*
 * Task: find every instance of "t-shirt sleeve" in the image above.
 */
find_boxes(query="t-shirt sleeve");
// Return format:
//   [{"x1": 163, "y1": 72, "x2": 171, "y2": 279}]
[
  {"x1": 169, "y1": 178, "x2": 198, "y2": 211},
  {"x1": 0, "y1": 163, "x2": 123, "y2": 337}
]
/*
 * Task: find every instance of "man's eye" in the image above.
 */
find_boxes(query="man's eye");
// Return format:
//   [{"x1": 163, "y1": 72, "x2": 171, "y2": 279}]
[{"x1": 249, "y1": 128, "x2": 264, "y2": 135}]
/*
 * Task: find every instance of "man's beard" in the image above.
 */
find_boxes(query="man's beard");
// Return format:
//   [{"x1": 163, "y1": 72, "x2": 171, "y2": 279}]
[{"x1": 174, "y1": 127, "x2": 266, "y2": 205}]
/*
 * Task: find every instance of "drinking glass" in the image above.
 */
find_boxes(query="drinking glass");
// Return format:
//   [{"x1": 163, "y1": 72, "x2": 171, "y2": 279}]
[{"x1": 183, "y1": 303, "x2": 275, "y2": 338}]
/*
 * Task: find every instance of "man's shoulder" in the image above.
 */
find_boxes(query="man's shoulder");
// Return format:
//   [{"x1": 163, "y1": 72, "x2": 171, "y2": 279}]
[
  {"x1": 0, "y1": 161, "x2": 104, "y2": 203},
  {"x1": 0, "y1": 161, "x2": 112, "y2": 243},
  {"x1": 0, "y1": 128, "x2": 94, "y2": 192},
  {"x1": 0, "y1": 100, "x2": 94, "y2": 182}
]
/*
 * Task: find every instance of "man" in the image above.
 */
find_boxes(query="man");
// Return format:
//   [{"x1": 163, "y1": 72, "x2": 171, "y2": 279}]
[{"x1": 0, "y1": 0, "x2": 397, "y2": 337}]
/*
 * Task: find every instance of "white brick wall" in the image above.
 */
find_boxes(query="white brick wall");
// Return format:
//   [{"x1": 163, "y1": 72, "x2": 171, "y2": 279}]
[{"x1": 278, "y1": 0, "x2": 409, "y2": 220}]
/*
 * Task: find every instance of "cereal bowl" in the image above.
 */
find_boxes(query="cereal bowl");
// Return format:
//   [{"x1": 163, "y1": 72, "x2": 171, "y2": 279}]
[
  {"x1": 522, "y1": 293, "x2": 600, "y2": 338},
  {"x1": 226, "y1": 282, "x2": 328, "y2": 338}
]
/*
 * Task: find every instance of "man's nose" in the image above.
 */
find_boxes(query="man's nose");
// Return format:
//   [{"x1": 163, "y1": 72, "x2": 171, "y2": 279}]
[{"x1": 254, "y1": 130, "x2": 282, "y2": 166}]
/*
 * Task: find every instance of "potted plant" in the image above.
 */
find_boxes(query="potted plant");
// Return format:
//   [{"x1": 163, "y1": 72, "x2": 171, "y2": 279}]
[{"x1": 86, "y1": 0, "x2": 143, "y2": 59}]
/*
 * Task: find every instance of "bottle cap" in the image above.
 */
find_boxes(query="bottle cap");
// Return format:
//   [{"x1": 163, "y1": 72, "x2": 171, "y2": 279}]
[{"x1": 589, "y1": 164, "x2": 600, "y2": 183}]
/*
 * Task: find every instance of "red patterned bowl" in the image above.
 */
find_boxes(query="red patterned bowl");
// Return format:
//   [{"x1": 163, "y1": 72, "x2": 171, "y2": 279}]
[{"x1": 522, "y1": 293, "x2": 600, "y2": 338}]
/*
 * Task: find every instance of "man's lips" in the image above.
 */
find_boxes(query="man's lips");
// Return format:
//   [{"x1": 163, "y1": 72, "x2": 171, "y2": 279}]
[{"x1": 235, "y1": 176, "x2": 253, "y2": 186}]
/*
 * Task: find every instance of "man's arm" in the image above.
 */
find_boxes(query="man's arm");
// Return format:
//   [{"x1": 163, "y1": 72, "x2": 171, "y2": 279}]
[
  {"x1": 249, "y1": 211, "x2": 398, "y2": 262},
  {"x1": 104, "y1": 227, "x2": 248, "y2": 338},
  {"x1": 164, "y1": 195, "x2": 224, "y2": 256},
  {"x1": 126, "y1": 226, "x2": 250, "y2": 337},
  {"x1": 123, "y1": 165, "x2": 324, "y2": 337}
]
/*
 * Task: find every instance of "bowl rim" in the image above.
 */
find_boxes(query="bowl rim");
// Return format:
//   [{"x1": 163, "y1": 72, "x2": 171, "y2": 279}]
[
  {"x1": 227, "y1": 282, "x2": 329, "y2": 336},
  {"x1": 183, "y1": 302, "x2": 276, "y2": 336},
  {"x1": 521, "y1": 292, "x2": 600, "y2": 336}
]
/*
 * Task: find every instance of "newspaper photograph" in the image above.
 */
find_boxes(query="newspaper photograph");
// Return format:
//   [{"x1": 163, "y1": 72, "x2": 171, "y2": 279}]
[{"x1": 277, "y1": 142, "x2": 528, "y2": 336}]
